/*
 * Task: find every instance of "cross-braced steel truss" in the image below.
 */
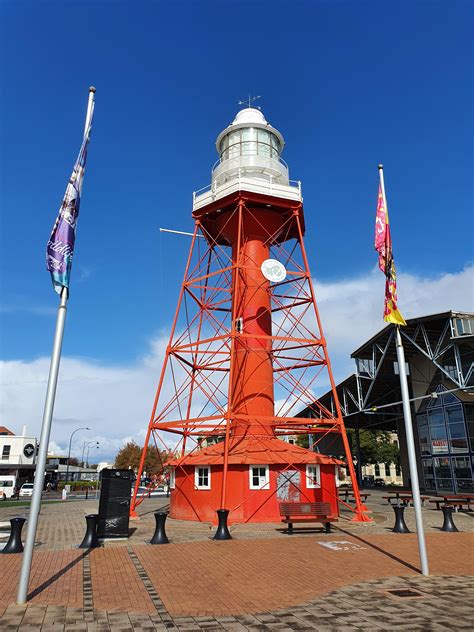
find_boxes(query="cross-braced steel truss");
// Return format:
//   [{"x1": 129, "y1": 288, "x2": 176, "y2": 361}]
[{"x1": 130, "y1": 199, "x2": 369, "y2": 520}]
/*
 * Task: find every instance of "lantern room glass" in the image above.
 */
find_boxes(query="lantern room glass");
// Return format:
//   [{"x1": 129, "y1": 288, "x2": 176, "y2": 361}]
[{"x1": 219, "y1": 127, "x2": 282, "y2": 161}]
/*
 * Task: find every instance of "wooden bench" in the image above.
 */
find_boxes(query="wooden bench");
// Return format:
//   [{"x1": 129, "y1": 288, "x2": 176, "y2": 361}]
[
  {"x1": 429, "y1": 498, "x2": 472, "y2": 511},
  {"x1": 383, "y1": 495, "x2": 430, "y2": 507},
  {"x1": 340, "y1": 491, "x2": 371, "y2": 503},
  {"x1": 279, "y1": 502, "x2": 336, "y2": 535}
]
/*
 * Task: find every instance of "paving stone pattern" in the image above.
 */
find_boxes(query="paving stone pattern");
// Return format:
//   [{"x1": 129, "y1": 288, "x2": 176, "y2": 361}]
[
  {"x1": 1, "y1": 575, "x2": 473, "y2": 631},
  {"x1": 1, "y1": 491, "x2": 473, "y2": 631}
]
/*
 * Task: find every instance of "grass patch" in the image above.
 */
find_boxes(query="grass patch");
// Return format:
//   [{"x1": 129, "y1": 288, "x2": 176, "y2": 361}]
[{"x1": 0, "y1": 500, "x2": 62, "y2": 508}]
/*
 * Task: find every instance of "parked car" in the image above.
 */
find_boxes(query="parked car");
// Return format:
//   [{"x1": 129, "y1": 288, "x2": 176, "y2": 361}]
[
  {"x1": 19, "y1": 483, "x2": 34, "y2": 497},
  {"x1": 374, "y1": 478, "x2": 386, "y2": 487}
]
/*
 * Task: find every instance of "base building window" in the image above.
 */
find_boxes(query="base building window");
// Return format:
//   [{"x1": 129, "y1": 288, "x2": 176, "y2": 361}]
[
  {"x1": 194, "y1": 466, "x2": 211, "y2": 490},
  {"x1": 306, "y1": 464, "x2": 321, "y2": 488},
  {"x1": 249, "y1": 465, "x2": 270, "y2": 490}
]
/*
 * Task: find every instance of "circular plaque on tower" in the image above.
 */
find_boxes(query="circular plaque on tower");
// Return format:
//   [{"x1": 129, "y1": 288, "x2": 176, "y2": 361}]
[{"x1": 261, "y1": 259, "x2": 287, "y2": 283}]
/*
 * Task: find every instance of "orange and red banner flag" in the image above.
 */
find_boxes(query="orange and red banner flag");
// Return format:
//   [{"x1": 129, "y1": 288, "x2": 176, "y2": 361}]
[{"x1": 375, "y1": 183, "x2": 406, "y2": 326}]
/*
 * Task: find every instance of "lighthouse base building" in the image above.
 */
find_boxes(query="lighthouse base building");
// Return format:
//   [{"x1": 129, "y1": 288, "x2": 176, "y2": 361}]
[{"x1": 168, "y1": 437, "x2": 341, "y2": 524}]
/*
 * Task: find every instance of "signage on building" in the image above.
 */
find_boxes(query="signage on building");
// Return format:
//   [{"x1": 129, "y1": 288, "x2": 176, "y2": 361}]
[
  {"x1": 431, "y1": 439, "x2": 448, "y2": 454},
  {"x1": 23, "y1": 444, "x2": 35, "y2": 458}
]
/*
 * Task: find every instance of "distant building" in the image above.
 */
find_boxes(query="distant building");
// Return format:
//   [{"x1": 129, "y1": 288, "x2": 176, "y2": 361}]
[
  {"x1": 0, "y1": 426, "x2": 37, "y2": 486},
  {"x1": 96, "y1": 461, "x2": 114, "y2": 473},
  {"x1": 45, "y1": 455, "x2": 99, "y2": 483}
]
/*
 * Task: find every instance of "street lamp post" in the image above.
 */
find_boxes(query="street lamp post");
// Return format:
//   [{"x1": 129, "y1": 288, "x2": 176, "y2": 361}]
[
  {"x1": 65, "y1": 427, "x2": 89, "y2": 486},
  {"x1": 81, "y1": 440, "x2": 97, "y2": 467},
  {"x1": 86, "y1": 442, "x2": 99, "y2": 467}
]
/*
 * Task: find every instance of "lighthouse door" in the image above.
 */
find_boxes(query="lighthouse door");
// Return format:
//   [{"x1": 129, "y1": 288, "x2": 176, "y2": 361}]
[{"x1": 277, "y1": 470, "x2": 301, "y2": 501}]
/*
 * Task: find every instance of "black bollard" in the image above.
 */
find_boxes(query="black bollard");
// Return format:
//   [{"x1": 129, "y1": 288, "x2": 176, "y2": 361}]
[
  {"x1": 150, "y1": 511, "x2": 169, "y2": 544},
  {"x1": 2, "y1": 517, "x2": 26, "y2": 554},
  {"x1": 392, "y1": 505, "x2": 411, "y2": 533},
  {"x1": 213, "y1": 508, "x2": 232, "y2": 540},
  {"x1": 78, "y1": 514, "x2": 100, "y2": 549},
  {"x1": 441, "y1": 505, "x2": 459, "y2": 532}
]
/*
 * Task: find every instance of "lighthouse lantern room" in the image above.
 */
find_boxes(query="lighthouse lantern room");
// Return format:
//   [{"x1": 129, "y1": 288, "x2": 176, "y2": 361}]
[{"x1": 131, "y1": 106, "x2": 370, "y2": 524}]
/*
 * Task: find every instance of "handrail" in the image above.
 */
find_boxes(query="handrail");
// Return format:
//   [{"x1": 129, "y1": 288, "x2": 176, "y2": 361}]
[{"x1": 193, "y1": 176, "x2": 302, "y2": 199}]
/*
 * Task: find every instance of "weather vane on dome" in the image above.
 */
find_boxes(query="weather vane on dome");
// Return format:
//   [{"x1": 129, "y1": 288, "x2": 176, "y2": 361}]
[{"x1": 238, "y1": 94, "x2": 261, "y2": 110}]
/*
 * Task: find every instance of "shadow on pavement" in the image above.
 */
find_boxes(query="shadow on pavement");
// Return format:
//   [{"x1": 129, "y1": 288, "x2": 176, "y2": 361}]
[
  {"x1": 334, "y1": 525, "x2": 421, "y2": 574},
  {"x1": 27, "y1": 550, "x2": 89, "y2": 601}
]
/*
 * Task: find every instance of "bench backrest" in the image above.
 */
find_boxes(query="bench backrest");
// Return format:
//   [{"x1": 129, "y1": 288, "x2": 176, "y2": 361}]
[{"x1": 279, "y1": 502, "x2": 331, "y2": 516}]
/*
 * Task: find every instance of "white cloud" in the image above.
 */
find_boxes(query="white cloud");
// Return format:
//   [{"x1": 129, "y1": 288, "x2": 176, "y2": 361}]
[
  {"x1": 1, "y1": 265, "x2": 472, "y2": 459},
  {"x1": 0, "y1": 338, "x2": 168, "y2": 462}
]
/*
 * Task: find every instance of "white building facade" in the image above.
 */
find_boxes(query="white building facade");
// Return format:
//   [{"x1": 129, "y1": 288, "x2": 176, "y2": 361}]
[{"x1": 0, "y1": 426, "x2": 37, "y2": 495}]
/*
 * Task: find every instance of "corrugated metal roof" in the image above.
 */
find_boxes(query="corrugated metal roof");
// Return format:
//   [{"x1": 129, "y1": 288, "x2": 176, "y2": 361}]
[{"x1": 168, "y1": 436, "x2": 342, "y2": 466}]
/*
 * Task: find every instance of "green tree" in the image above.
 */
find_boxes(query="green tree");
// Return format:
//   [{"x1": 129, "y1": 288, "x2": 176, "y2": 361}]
[
  {"x1": 296, "y1": 429, "x2": 400, "y2": 467},
  {"x1": 114, "y1": 441, "x2": 167, "y2": 475},
  {"x1": 295, "y1": 434, "x2": 309, "y2": 449},
  {"x1": 349, "y1": 429, "x2": 400, "y2": 466}
]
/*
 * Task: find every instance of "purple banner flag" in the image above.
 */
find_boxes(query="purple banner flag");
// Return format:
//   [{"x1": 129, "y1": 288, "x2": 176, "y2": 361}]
[{"x1": 46, "y1": 113, "x2": 94, "y2": 294}]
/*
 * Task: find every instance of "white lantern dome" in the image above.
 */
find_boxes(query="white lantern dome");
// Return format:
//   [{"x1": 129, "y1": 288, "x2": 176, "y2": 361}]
[{"x1": 212, "y1": 107, "x2": 289, "y2": 188}]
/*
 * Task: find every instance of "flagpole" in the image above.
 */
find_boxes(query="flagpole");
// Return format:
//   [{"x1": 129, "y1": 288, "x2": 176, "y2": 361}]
[
  {"x1": 378, "y1": 164, "x2": 429, "y2": 577},
  {"x1": 17, "y1": 87, "x2": 96, "y2": 605}
]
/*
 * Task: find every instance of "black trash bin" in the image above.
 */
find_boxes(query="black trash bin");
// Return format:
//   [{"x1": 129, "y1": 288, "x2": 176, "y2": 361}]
[{"x1": 97, "y1": 469, "x2": 133, "y2": 539}]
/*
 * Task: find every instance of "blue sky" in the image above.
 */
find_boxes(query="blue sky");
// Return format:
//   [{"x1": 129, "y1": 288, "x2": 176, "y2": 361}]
[{"x1": 1, "y1": 0, "x2": 472, "y2": 459}]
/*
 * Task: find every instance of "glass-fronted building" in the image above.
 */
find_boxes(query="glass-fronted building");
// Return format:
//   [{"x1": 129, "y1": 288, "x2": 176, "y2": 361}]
[{"x1": 417, "y1": 385, "x2": 473, "y2": 493}]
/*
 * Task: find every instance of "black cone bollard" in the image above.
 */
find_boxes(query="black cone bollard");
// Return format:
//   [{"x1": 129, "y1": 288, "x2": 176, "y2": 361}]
[
  {"x1": 441, "y1": 505, "x2": 459, "y2": 532},
  {"x1": 78, "y1": 514, "x2": 100, "y2": 549},
  {"x1": 213, "y1": 509, "x2": 232, "y2": 540},
  {"x1": 392, "y1": 505, "x2": 411, "y2": 533},
  {"x1": 2, "y1": 517, "x2": 26, "y2": 554},
  {"x1": 150, "y1": 511, "x2": 169, "y2": 544}
]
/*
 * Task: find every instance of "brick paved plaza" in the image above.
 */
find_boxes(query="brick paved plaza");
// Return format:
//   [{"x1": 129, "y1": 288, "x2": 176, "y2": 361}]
[{"x1": 0, "y1": 491, "x2": 473, "y2": 631}]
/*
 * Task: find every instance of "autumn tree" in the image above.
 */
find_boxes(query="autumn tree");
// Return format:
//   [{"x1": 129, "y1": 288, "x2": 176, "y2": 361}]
[{"x1": 114, "y1": 441, "x2": 168, "y2": 475}]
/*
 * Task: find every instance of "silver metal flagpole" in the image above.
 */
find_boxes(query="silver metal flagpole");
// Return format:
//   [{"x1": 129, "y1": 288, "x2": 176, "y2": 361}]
[
  {"x1": 17, "y1": 87, "x2": 96, "y2": 605},
  {"x1": 378, "y1": 164, "x2": 429, "y2": 577}
]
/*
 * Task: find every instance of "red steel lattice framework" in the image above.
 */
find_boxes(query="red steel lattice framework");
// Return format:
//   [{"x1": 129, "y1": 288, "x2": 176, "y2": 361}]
[{"x1": 130, "y1": 189, "x2": 371, "y2": 522}]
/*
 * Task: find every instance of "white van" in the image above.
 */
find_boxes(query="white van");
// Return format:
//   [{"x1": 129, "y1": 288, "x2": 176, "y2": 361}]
[{"x1": 0, "y1": 476, "x2": 16, "y2": 499}]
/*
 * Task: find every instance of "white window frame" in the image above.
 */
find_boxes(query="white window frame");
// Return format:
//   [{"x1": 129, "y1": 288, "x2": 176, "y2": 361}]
[
  {"x1": 194, "y1": 465, "x2": 211, "y2": 490},
  {"x1": 306, "y1": 464, "x2": 321, "y2": 488},
  {"x1": 169, "y1": 468, "x2": 175, "y2": 490},
  {"x1": 249, "y1": 465, "x2": 270, "y2": 490}
]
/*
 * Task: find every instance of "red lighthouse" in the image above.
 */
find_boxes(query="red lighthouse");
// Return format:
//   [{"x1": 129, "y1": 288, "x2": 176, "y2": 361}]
[{"x1": 131, "y1": 107, "x2": 369, "y2": 524}]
